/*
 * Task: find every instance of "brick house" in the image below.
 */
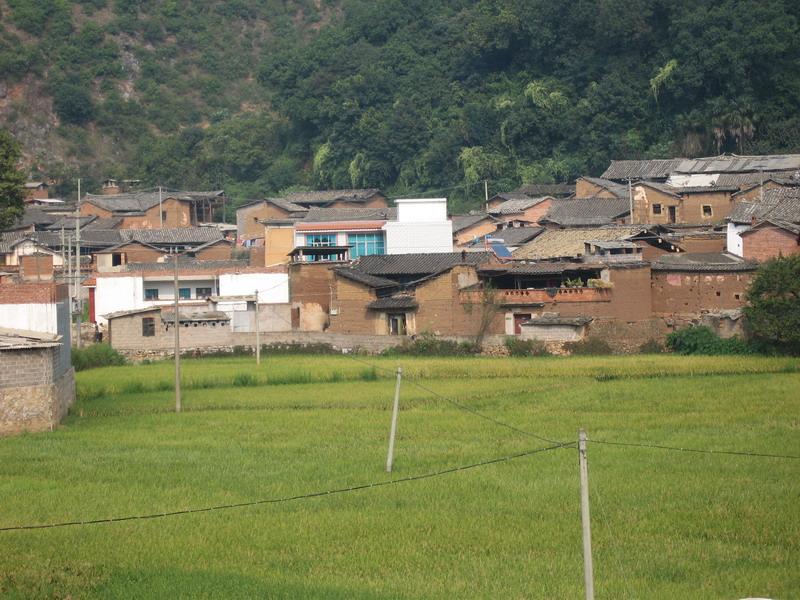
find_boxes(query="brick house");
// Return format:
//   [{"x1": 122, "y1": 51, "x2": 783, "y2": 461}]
[
  {"x1": 81, "y1": 190, "x2": 225, "y2": 229},
  {"x1": 0, "y1": 328, "x2": 74, "y2": 436},
  {"x1": 727, "y1": 187, "x2": 800, "y2": 259},
  {"x1": 487, "y1": 194, "x2": 554, "y2": 225},
  {"x1": 539, "y1": 198, "x2": 631, "y2": 228},
  {"x1": 452, "y1": 214, "x2": 499, "y2": 246},
  {"x1": 740, "y1": 221, "x2": 800, "y2": 261}
]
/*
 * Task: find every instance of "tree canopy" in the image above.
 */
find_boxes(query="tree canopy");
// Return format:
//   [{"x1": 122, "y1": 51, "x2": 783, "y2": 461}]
[
  {"x1": 0, "y1": 129, "x2": 25, "y2": 230},
  {"x1": 744, "y1": 255, "x2": 800, "y2": 354}
]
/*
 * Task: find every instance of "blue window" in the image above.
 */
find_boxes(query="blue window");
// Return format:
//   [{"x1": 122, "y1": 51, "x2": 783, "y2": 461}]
[
  {"x1": 179, "y1": 288, "x2": 191, "y2": 299},
  {"x1": 348, "y1": 233, "x2": 385, "y2": 259},
  {"x1": 305, "y1": 233, "x2": 336, "y2": 247}
]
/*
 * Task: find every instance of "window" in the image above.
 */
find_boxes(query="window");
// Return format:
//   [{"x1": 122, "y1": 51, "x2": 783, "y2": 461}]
[
  {"x1": 142, "y1": 317, "x2": 155, "y2": 337},
  {"x1": 702, "y1": 205, "x2": 713, "y2": 217},
  {"x1": 112, "y1": 253, "x2": 123, "y2": 267},
  {"x1": 306, "y1": 233, "x2": 336, "y2": 247},
  {"x1": 388, "y1": 313, "x2": 407, "y2": 335},
  {"x1": 196, "y1": 287, "x2": 213, "y2": 298},
  {"x1": 161, "y1": 211, "x2": 167, "y2": 223},
  {"x1": 348, "y1": 233, "x2": 385, "y2": 259},
  {"x1": 179, "y1": 288, "x2": 191, "y2": 299},
  {"x1": 144, "y1": 288, "x2": 159, "y2": 300},
  {"x1": 652, "y1": 204, "x2": 662, "y2": 215}
]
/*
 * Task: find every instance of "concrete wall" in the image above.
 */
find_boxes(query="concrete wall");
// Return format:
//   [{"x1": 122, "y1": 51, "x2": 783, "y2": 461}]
[
  {"x1": 0, "y1": 347, "x2": 75, "y2": 436},
  {"x1": 385, "y1": 221, "x2": 454, "y2": 254},
  {"x1": 219, "y1": 272, "x2": 289, "y2": 303},
  {"x1": 742, "y1": 226, "x2": 800, "y2": 261},
  {"x1": 727, "y1": 222, "x2": 748, "y2": 257}
]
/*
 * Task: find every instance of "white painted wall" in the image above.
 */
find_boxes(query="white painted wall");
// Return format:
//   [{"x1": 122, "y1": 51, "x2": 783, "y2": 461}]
[
  {"x1": 95, "y1": 276, "x2": 144, "y2": 324},
  {"x1": 0, "y1": 303, "x2": 59, "y2": 334},
  {"x1": 395, "y1": 198, "x2": 448, "y2": 222},
  {"x1": 727, "y1": 222, "x2": 748, "y2": 257},
  {"x1": 384, "y1": 221, "x2": 454, "y2": 254},
  {"x1": 219, "y1": 272, "x2": 289, "y2": 303}
]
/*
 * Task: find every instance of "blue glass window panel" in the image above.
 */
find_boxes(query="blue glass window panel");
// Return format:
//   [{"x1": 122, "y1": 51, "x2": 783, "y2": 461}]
[{"x1": 348, "y1": 233, "x2": 385, "y2": 259}]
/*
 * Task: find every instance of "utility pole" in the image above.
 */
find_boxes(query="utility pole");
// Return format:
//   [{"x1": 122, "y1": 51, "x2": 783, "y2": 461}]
[
  {"x1": 159, "y1": 185, "x2": 163, "y2": 228},
  {"x1": 578, "y1": 429, "x2": 595, "y2": 600},
  {"x1": 60, "y1": 226, "x2": 66, "y2": 282},
  {"x1": 75, "y1": 178, "x2": 82, "y2": 348},
  {"x1": 484, "y1": 179, "x2": 489, "y2": 212},
  {"x1": 385, "y1": 367, "x2": 403, "y2": 473},
  {"x1": 254, "y1": 289, "x2": 260, "y2": 365},
  {"x1": 173, "y1": 254, "x2": 181, "y2": 413}
]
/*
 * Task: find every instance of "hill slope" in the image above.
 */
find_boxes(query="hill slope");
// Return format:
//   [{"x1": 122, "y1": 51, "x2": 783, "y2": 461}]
[{"x1": 2, "y1": 0, "x2": 800, "y2": 211}]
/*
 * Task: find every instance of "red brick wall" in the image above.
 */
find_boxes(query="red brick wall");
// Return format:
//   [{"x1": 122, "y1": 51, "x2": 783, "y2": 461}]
[
  {"x1": 0, "y1": 282, "x2": 68, "y2": 304},
  {"x1": 742, "y1": 227, "x2": 800, "y2": 261},
  {"x1": 20, "y1": 255, "x2": 54, "y2": 281}
]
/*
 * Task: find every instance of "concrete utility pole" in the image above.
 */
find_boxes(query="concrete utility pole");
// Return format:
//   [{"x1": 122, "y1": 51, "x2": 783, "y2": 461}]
[
  {"x1": 579, "y1": 429, "x2": 595, "y2": 600},
  {"x1": 385, "y1": 367, "x2": 403, "y2": 473},
  {"x1": 484, "y1": 179, "x2": 489, "y2": 212},
  {"x1": 254, "y1": 289, "x2": 260, "y2": 365},
  {"x1": 627, "y1": 178, "x2": 634, "y2": 225},
  {"x1": 75, "y1": 179, "x2": 82, "y2": 348},
  {"x1": 173, "y1": 254, "x2": 181, "y2": 413},
  {"x1": 159, "y1": 186, "x2": 163, "y2": 228}
]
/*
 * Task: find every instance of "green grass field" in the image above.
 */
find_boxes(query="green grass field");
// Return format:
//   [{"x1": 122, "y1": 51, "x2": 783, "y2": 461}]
[{"x1": 1, "y1": 355, "x2": 798, "y2": 599}]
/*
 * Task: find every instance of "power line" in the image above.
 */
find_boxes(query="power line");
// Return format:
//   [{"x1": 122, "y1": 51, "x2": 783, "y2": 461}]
[
  {"x1": 0, "y1": 443, "x2": 570, "y2": 533},
  {"x1": 591, "y1": 438, "x2": 800, "y2": 461}
]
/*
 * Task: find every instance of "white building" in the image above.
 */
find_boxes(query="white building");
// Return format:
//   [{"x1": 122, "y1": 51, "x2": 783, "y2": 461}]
[
  {"x1": 384, "y1": 198, "x2": 454, "y2": 255},
  {"x1": 93, "y1": 264, "x2": 288, "y2": 325}
]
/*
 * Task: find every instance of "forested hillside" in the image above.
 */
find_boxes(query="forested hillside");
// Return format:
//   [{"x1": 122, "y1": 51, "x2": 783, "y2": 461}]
[{"x1": 2, "y1": 0, "x2": 800, "y2": 211}]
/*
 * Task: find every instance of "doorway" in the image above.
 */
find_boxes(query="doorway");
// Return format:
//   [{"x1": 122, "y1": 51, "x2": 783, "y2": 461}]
[
  {"x1": 513, "y1": 313, "x2": 532, "y2": 335},
  {"x1": 668, "y1": 206, "x2": 677, "y2": 224}
]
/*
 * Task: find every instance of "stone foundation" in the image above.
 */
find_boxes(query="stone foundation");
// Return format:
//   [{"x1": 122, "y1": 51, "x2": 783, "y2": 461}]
[{"x1": 0, "y1": 367, "x2": 75, "y2": 436}]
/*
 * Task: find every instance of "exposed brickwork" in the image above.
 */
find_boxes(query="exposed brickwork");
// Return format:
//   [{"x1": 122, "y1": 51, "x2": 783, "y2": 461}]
[
  {"x1": 742, "y1": 226, "x2": 800, "y2": 261},
  {"x1": 289, "y1": 262, "x2": 336, "y2": 331},
  {"x1": 0, "y1": 282, "x2": 68, "y2": 304},
  {"x1": 651, "y1": 270, "x2": 753, "y2": 316},
  {"x1": 19, "y1": 254, "x2": 54, "y2": 281}
]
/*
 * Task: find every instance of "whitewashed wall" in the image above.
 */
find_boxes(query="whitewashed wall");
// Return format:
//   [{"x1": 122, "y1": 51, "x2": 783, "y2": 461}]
[
  {"x1": 384, "y1": 221, "x2": 454, "y2": 254},
  {"x1": 726, "y1": 222, "x2": 748, "y2": 257},
  {"x1": 219, "y1": 272, "x2": 289, "y2": 303},
  {"x1": 95, "y1": 276, "x2": 144, "y2": 324},
  {"x1": 0, "y1": 303, "x2": 59, "y2": 334}
]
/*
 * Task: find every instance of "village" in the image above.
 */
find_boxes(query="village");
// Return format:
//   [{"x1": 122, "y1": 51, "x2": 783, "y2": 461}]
[{"x1": 1, "y1": 152, "x2": 798, "y2": 433}]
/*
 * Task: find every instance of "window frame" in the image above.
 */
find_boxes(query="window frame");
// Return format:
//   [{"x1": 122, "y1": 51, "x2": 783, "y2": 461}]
[
  {"x1": 652, "y1": 203, "x2": 662, "y2": 215},
  {"x1": 702, "y1": 204, "x2": 713, "y2": 217},
  {"x1": 178, "y1": 287, "x2": 191, "y2": 300},
  {"x1": 144, "y1": 288, "x2": 159, "y2": 301},
  {"x1": 142, "y1": 317, "x2": 155, "y2": 337}
]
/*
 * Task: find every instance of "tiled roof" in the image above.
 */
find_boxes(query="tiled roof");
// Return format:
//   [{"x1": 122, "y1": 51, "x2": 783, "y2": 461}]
[
  {"x1": 0, "y1": 231, "x2": 27, "y2": 253},
  {"x1": 123, "y1": 259, "x2": 249, "y2": 272},
  {"x1": 540, "y1": 197, "x2": 630, "y2": 227},
  {"x1": 302, "y1": 207, "x2": 397, "y2": 222},
  {"x1": 728, "y1": 188, "x2": 800, "y2": 224},
  {"x1": 355, "y1": 252, "x2": 493, "y2": 276},
  {"x1": 601, "y1": 159, "x2": 685, "y2": 181},
  {"x1": 367, "y1": 296, "x2": 418, "y2": 310},
  {"x1": 513, "y1": 226, "x2": 646, "y2": 259},
  {"x1": 516, "y1": 183, "x2": 575, "y2": 197},
  {"x1": 121, "y1": 228, "x2": 224, "y2": 245},
  {"x1": 524, "y1": 315, "x2": 593, "y2": 327},
  {"x1": 44, "y1": 216, "x2": 98, "y2": 230},
  {"x1": 579, "y1": 177, "x2": 629, "y2": 199},
  {"x1": 452, "y1": 213, "x2": 491, "y2": 233},
  {"x1": 333, "y1": 268, "x2": 398, "y2": 289},
  {"x1": 468, "y1": 227, "x2": 544, "y2": 247},
  {"x1": 83, "y1": 190, "x2": 223, "y2": 214},
  {"x1": 284, "y1": 189, "x2": 382, "y2": 204},
  {"x1": 479, "y1": 262, "x2": 600, "y2": 276},
  {"x1": 161, "y1": 311, "x2": 230, "y2": 324},
  {"x1": 745, "y1": 219, "x2": 800, "y2": 235},
  {"x1": 10, "y1": 206, "x2": 60, "y2": 229},
  {"x1": 674, "y1": 154, "x2": 800, "y2": 174},
  {"x1": 651, "y1": 252, "x2": 757, "y2": 272},
  {"x1": 488, "y1": 196, "x2": 551, "y2": 215}
]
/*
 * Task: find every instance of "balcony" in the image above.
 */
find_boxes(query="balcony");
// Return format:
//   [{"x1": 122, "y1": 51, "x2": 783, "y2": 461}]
[{"x1": 460, "y1": 287, "x2": 611, "y2": 306}]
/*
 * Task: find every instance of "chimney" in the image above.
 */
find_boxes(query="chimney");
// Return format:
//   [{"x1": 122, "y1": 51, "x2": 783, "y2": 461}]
[
  {"x1": 20, "y1": 254, "x2": 54, "y2": 282},
  {"x1": 102, "y1": 179, "x2": 121, "y2": 195}
]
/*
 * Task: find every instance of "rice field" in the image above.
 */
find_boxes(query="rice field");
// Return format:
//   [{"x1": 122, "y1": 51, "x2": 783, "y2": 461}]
[{"x1": 0, "y1": 354, "x2": 798, "y2": 598}]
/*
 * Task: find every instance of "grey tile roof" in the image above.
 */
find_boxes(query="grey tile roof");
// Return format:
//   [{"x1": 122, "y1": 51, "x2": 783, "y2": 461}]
[
  {"x1": 10, "y1": 206, "x2": 60, "y2": 229},
  {"x1": 728, "y1": 188, "x2": 800, "y2": 224},
  {"x1": 452, "y1": 213, "x2": 492, "y2": 233},
  {"x1": 284, "y1": 189, "x2": 382, "y2": 205},
  {"x1": 601, "y1": 159, "x2": 685, "y2": 181},
  {"x1": 467, "y1": 227, "x2": 544, "y2": 247},
  {"x1": 44, "y1": 216, "x2": 98, "y2": 230},
  {"x1": 367, "y1": 296, "x2": 418, "y2": 310},
  {"x1": 161, "y1": 310, "x2": 230, "y2": 324},
  {"x1": 488, "y1": 196, "x2": 551, "y2": 215},
  {"x1": 540, "y1": 197, "x2": 630, "y2": 226},
  {"x1": 355, "y1": 252, "x2": 493, "y2": 276},
  {"x1": 579, "y1": 177, "x2": 629, "y2": 199},
  {"x1": 302, "y1": 207, "x2": 397, "y2": 222},
  {"x1": 524, "y1": 315, "x2": 593, "y2": 326},
  {"x1": 674, "y1": 154, "x2": 800, "y2": 174},
  {"x1": 121, "y1": 228, "x2": 224, "y2": 245},
  {"x1": 479, "y1": 262, "x2": 599, "y2": 276},
  {"x1": 651, "y1": 252, "x2": 757, "y2": 272},
  {"x1": 516, "y1": 183, "x2": 575, "y2": 197},
  {"x1": 83, "y1": 190, "x2": 223, "y2": 214},
  {"x1": 0, "y1": 231, "x2": 27, "y2": 253},
  {"x1": 333, "y1": 268, "x2": 399, "y2": 289},
  {"x1": 123, "y1": 259, "x2": 249, "y2": 272}
]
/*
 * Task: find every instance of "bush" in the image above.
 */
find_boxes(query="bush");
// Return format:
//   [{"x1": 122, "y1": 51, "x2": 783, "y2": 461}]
[
  {"x1": 666, "y1": 326, "x2": 751, "y2": 355},
  {"x1": 504, "y1": 337, "x2": 549, "y2": 357},
  {"x1": 384, "y1": 333, "x2": 479, "y2": 356},
  {"x1": 565, "y1": 337, "x2": 614, "y2": 356},
  {"x1": 638, "y1": 339, "x2": 665, "y2": 354},
  {"x1": 232, "y1": 372, "x2": 258, "y2": 387},
  {"x1": 71, "y1": 343, "x2": 126, "y2": 371}
]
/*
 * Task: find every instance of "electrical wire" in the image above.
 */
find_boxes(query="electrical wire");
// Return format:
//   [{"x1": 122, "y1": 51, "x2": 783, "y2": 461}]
[
  {"x1": 590, "y1": 438, "x2": 800, "y2": 460},
  {"x1": 0, "y1": 442, "x2": 571, "y2": 532}
]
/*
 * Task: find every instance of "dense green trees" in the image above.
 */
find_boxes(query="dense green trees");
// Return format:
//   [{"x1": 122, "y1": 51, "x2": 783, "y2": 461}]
[
  {"x1": 0, "y1": 129, "x2": 25, "y2": 230},
  {"x1": 2, "y1": 0, "x2": 800, "y2": 210},
  {"x1": 744, "y1": 255, "x2": 800, "y2": 354}
]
